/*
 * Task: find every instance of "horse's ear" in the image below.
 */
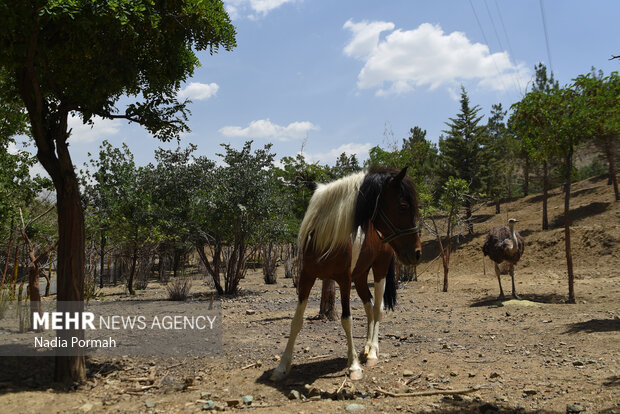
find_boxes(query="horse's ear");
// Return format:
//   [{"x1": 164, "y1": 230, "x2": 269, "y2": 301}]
[{"x1": 394, "y1": 167, "x2": 408, "y2": 181}]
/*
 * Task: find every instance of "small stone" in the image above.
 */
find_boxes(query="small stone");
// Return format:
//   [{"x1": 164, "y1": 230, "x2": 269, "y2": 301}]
[
  {"x1": 489, "y1": 372, "x2": 501, "y2": 379},
  {"x1": 345, "y1": 403, "x2": 365, "y2": 412},
  {"x1": 202, "y1": 401, "x2": 216, "y2": 410},
  {"x1": 307, "y1": 387, "x2": 322, "y2": 398},
  {"x1": 303, "y1": 347, "x2": 310, "y2": 353},
  {"x1": 79, "y1": 403, "x2": 94, "y2": 413},
  {"x1": 523, "y1": 389, "x2": 537, "y2": 396},
  {"x1": 566, "y1": 403, "x2": 585, "y2": 413},
  {"x1": 573, "y1": 361, "x2": 584, "y2": 367},
  {"x1": 403, "y1": 370, "x2": 414, "y2": 377},
  {"x1": 468, "y1": 372, "x2": 476, "y2": 378},
  {"x1": 200, "y1": 392, "x2": 211, "y2": 399},
  {"x1": 145, "y1": 400, "x2": 156, "y2": 409},
  {"x1": 241, "y1": 395, "x2": 253, "y2": 405},
  {"x1": 226, "y1": 399, "x2": 239, "y2": 407},
  {"x1": 449, "y1": 371, "x2": 458, "y2": 377},
  {"x1": 246, "y1": 309, "x2": 256, "y2": 315},
  {"x1": 288, "y1": 390, "x2": 301, "y2": 400}
]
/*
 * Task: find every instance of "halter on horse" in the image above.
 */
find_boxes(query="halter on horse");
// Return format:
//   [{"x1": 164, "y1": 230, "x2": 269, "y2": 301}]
[{"x1": 271, "y1": 167, "x2": 422, "y2": 381}]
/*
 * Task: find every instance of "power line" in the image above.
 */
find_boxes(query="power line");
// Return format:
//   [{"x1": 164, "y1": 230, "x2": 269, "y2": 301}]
[
  {"x1": 468, "y1": 0, "x2": 508, "y2": 92},
  {"x1": 539, "y1": 0, "x2": 554, "y2": 74},
  {"x1": 493, "y1": 0, "x2": 524, "y2": 94},
  {"x1": 483, "y1": 0, "x2": 504, "y2": 51},
  {"x1": 484, "y1": 0, "x2": 523, "y2": 95}
]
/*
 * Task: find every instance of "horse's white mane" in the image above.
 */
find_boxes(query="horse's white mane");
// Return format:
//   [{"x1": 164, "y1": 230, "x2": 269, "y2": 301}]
[{"x1": 298, "y1": 171, "x2": 365, "y2": 259}]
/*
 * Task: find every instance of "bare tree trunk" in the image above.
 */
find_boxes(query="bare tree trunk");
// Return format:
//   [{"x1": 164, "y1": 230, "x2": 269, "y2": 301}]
[
  {"x1": 196, "y1": 242, "x2": 224, "y2": 295},
  {"x1": 99, "y1": 231, "x2": 106, "y2": 289},
  {"x1": 523, "y1": 155, "x2": 530, "y2": 196},
  {"x1": 542, "y1": 160, "x2": 549, "y2": 230},
  {"x1": 319, "y1": 279, "x2": 337, "y2": 320},
  {"x1": 1, "y1": 217, "x2": 15, "y2": 287},
  {"x1": 564, "y1": 150, "x2": 576, "y2": 304},
  {"x1": 128, "y1": 246, "x2": 138, "y2": 295},
  {"x1": 603, "y1": 136, "x2": 619, "y2": 201},
  {"x1": 465, "y1": 200, "x2": 473, "y2": 235},
  {"x1": 495, "y1": 199, "x2": 500, "y2": 215}
]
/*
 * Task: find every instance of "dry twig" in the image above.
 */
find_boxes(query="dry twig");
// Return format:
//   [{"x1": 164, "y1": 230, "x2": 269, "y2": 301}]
[{"x1": 376, "y1": 385, "x2": 484, "y2": 398}]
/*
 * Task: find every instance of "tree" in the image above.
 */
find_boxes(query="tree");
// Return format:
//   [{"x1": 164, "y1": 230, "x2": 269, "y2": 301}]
[
  {"x1": 439, "y1": 87, "x2": 488, "y2": 234},
  {"x1": 573, "y1": 70, "x2": 620, "y2": 201},
  {"x1": 510, "y1": 63, "x2": 560, "y2": 230},
  {"x1": 512, "y1": 84, "x2": 590, "y2": 303},
  {"x1": 486, "y1": 104, "x2": 510, "y2": 214},
  {"x1": 424, "y1": 177, "x2": 469, "y2": 292},
  {"x1": 0, "y1": 1, "x2": 235, "y2": 381},
  {"x1": 1, "y1": 71, "x2": 50, "y2": 288},
  {"x1": 192, "y1": 141, "x2": 288, "y2": 295}
]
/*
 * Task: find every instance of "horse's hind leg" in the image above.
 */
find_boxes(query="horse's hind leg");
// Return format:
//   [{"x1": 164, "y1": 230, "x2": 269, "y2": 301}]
[
  {"x1": 270, "y1": 270, "x2": 315, "y2": 382},
  {"x1": 338, "y1": 278, "x2": 363, "y2": 380},
  {"x1": 353, "y1": 269, "x2": 374, "y2": 361}
]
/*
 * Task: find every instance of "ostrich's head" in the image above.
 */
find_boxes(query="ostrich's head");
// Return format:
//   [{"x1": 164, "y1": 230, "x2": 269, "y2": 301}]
[{"x1": 508, "y1": 218, "x2": 519, "y2": 227}]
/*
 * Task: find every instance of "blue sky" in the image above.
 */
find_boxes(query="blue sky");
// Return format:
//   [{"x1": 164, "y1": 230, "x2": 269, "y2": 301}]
[{"x1": 28, "y1": 0, "x2": 620, "y2": 171}]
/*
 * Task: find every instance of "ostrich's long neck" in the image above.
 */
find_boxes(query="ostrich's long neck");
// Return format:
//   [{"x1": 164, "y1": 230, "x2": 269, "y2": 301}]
[{"x1": 508, "y1": 224, "x2": 518, "y2": 251}]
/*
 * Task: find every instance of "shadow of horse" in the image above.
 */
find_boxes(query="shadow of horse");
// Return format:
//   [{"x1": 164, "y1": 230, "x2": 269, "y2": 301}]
[
  {"x1": 564, "y1": 319, "x2": 620, "y2": 334},
  {"x1": 256, "y1": 357, "x2": 347, "y2": 396}
]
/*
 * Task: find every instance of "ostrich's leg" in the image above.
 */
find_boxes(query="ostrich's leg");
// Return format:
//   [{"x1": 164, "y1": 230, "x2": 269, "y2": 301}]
[
  {"x1": 495, "y1": 263, "x2": 505, "y2": 299},
  {"x1": 509, "y1": 265, "x2": 521, "y2": 300}
]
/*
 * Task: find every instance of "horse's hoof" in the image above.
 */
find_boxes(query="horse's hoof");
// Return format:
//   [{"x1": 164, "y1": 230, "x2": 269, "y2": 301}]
[
  {"x1": 365, "y1": 357, "x2": 378, "y2": 367},
  {"x1": 270, "y1": 369, "x2": 287, "y2": 382},
  {"x1": 349, "y1": 369, "x2": 363, "y2": 381}
]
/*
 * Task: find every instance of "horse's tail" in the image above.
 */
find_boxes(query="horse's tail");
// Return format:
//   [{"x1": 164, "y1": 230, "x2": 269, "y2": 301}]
[{"x1": 383, "y1": 255, "x2": 397, "y2": 311}]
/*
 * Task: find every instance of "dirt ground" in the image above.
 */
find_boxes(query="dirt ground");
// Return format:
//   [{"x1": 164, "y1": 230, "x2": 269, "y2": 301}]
[{"x1": 0, "y1": 174, "x2": 618, "y2": 413}]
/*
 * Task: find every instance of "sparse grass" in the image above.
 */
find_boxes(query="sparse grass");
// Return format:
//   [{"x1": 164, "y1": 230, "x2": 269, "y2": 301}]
[{"x1": 166, "y1": 277, "x2": 192, "y2": 301}]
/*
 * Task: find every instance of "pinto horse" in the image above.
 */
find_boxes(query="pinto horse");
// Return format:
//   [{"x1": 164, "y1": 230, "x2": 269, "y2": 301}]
[{"x1": 271, "y1": 167, "x2": 422, "y2": 381}]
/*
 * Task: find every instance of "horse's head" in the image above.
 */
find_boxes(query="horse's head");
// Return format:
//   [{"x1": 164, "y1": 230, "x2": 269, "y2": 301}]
[{"x1": 371, "y1": 167, "x2": 422, "y2": 266}]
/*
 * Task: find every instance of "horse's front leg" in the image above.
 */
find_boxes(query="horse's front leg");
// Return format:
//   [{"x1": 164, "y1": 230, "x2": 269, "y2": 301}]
[
  {"x1": 366, "y1": 277, "x2": 385, "y2": 366},
  {"x1": 353, "y1": 271, "x2": 374, "y2": 360},
  {"x1": 271, "y1": 271, "x2": 315, "y2": 382},
  {"x1": 339, "y1": 278, "x2": 363, "y2": 380}
]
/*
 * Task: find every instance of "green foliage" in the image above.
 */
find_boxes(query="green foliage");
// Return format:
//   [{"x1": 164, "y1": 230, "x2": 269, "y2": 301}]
[
  {"x1": 0, "y1": 0, "x2": 236, "y2": 141},
  {"x1": 275, "y1": 153, "x2": 330, "y2": 237},
  {"x1": 438, "y1": 87, "x2": 489, "y2": 197}
]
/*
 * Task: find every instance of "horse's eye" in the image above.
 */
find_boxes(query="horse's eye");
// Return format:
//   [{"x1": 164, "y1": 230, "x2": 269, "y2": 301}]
[{"x1": 399, "y1": 203, "x2": 408, "y2": 211}]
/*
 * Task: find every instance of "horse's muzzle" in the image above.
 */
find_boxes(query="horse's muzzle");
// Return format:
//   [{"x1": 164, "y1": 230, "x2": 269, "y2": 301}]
[{"x1": 398, "y1": 248, "x2": 422, "y2": 266}]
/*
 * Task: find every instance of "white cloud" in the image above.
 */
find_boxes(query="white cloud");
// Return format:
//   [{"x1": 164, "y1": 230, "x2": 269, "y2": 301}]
[
  {"x1": 224, "y1": 0, "x2": 296, "y2": 19},
  {"x1": 344, "y1": 20, "x2": 530, "y2": 96},
  {"x1": 343, "y1": 19, "x2": 395, "y2": 60},
  {"x1": 67, "y1": 114, "x2": 122, "y2": 144},
  {"x1": 304, "y1": 142, "x2": 373, "y2": 164},
  {"x1": 178, "y1": 82, "x2": 219, "y2": 101},
  {"x1": 219, "y1": 118, "x2": 319, "y2": 141}
]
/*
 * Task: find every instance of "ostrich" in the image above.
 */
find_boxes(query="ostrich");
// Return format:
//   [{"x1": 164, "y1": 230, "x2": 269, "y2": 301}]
[{"x1": 482, "y1": 218, "x2": 525, "y2": 300}]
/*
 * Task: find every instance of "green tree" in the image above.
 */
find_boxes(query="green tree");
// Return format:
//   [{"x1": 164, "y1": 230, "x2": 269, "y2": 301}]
[
  {"x1": 573, "y1": 69, "x2": 620, "y2": 201},
  {"x1": 424, "y1": 177, "x2": 469, "y2": 292},
  {"x1": 192, "y1": 141, "x2": 288, "y2": 295},
  {"x1": 83, "y1": 142, "x2": 161, "y2": 296},
  {"x1": 438, "y1": 87, "x2": 488, "y2": 234},
  {"x1": 485, "y1": 103, "x2": 510, "y2": 214},
  {"x1": 0, "y1": 0, "x2": 235, "y2": 381}
]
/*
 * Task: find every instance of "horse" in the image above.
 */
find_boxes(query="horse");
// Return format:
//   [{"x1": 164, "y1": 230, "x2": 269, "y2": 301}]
[{"x1": 270, "y1": 166, "x2": 422, "y2": 381}]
